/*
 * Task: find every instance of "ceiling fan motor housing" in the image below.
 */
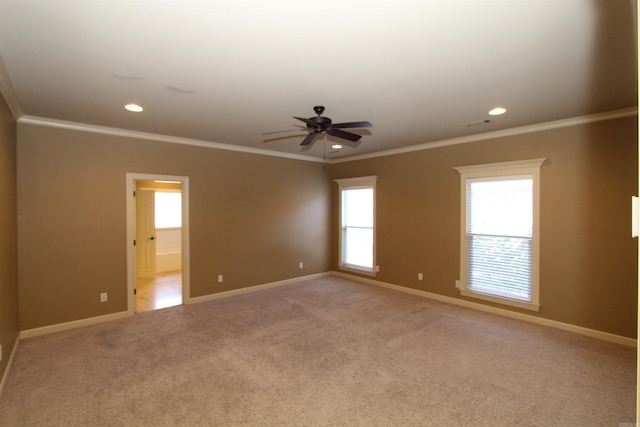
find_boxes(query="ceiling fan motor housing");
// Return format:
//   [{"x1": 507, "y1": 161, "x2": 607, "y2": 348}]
[
  {"x1": 307, "y1": 106, "x2": 331, "y2": 129},
  {"x1": 308, "y1": 116, "x2": 332, "y2": 129}
]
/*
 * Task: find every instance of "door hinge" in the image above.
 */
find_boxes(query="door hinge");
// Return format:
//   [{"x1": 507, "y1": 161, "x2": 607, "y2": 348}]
[
  {"x1": 133, "y1": 239, "x2": 136, "y2": 246},
  {"x1": 134, "y1": 288, "x2": 137, "y2": 295},
  {"x1": 632, "y1": 196, "x2": 639, "y2": 238},
  {"x1": 133, "y1": 190, "x2": 136, "y2": 197}
]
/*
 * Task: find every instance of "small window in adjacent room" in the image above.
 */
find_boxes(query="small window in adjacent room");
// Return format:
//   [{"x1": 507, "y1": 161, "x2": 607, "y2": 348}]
[
  {"x1": 454, "y1": 159, "x2": 546, "y2": 311},
  {"x1": 335, "y1": 176, "x2": 378, "y2": 275},
  {"x1": 155, "y1": 191, "x2": 182, "y2": 229}
]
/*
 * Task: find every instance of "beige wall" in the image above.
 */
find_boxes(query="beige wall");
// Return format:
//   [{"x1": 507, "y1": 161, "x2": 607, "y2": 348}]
[
  {"x1": 13, "y1": 115, "x2": 640, "y2": 338},
  {"x1": 0, "y1": 94, "x2": 18, "y2": 380},
  {"x1": 329, "y1": 116, "x2": 638, "y2": 338},
  {"x1": 17, "y1": 124, "x2": 331, "y2": 330}
]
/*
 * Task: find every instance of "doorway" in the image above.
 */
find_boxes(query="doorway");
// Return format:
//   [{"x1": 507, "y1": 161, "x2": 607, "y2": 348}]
[
  {"x1": 126, "y1": 173, "x2": 190, "y2": 315},
  {"x1": 136, "y1": 183, "x2": 182, "y2": 311}
]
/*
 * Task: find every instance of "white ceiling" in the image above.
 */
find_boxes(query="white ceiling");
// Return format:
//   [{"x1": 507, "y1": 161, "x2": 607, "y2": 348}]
[{"x1": 0, "y1": 0, "x2": 637, "y2": 160}]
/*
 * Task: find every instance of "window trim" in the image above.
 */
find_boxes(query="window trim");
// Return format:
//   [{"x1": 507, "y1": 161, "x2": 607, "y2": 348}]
[
  {"x1": 334, "y1": 176, "x2": 379, "y2": 276},
  {"x1": 454, "y1": 159, "x2": 546, "y2": 312}
]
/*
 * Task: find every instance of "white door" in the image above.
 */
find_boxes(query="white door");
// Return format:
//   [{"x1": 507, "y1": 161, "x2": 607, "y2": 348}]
[{"x1": 136, "y1": 189, "x2": 157, "y2": 278}]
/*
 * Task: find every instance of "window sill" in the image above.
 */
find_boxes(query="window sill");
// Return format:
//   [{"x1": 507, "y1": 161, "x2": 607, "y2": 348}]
[
  {"x1": 460, "y1": 289, "x2": 540, "y2": 312},
  {"x1": 339, "y1": 265, "x2": 377, "y2": 277}
]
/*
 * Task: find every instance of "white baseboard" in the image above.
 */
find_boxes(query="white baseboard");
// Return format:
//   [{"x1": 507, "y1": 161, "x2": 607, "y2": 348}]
[
  {"x1": 18, "y1": 273, "x2": 330, "y2": 340},
  {"x1": 156, "y1": 252, "x2": 182, "y2": 273},
  {"x1": 0, "y1": 335, "x2": 20, "y2": 397},
  {"x1": 332, "y1": 271, "x2": 637, "y2": 348},
  {"x1": 20, "y1": 311, "x2": 130, "y2": 340},
  {"x1": 15, "y1": 271, "x2": 636, "y2": 348},
  {"x1": 189, "y1": 272, "x2": 331, "y2": 304}
]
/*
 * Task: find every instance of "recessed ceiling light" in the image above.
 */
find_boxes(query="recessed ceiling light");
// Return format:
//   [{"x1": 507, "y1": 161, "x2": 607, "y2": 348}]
[
  {"x1": 488, "y1": 107, "x2": 507, "y2": 116},
  {"x1": 125, "y1": 103, "x2": 143, "y2": 112},
  {"x1": 331, "y1": 144, "x2": 343, "y2": 150}
]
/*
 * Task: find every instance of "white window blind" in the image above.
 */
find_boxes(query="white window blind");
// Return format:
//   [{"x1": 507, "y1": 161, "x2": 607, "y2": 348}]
[
  {"x1": 455, "y1": 159, "x2": 544, "y2": 311},
  {"x1": 335, "y1": 176, "x2": 378, "y2": 274},
  {"x1": 467, "y1": 178, "x2": 533, "y2": 302},
  {"x1": 342, "y1": 188, "x2": 374, "y2": 269}
]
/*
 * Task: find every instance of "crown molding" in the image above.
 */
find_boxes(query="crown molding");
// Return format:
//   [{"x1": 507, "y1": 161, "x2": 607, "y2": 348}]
[
  {"x1": 17, "y1": 115, "x2": 325, "y2": 163},
  {"x1": 16, "y1": 106, "x2": 637, "y2": 165},
  {"x1": 0, "y1": 54, "x2": 24, "y2": 119},
  {"x1": 330, "y1": 107, "x2": 638, "y2": 164}
]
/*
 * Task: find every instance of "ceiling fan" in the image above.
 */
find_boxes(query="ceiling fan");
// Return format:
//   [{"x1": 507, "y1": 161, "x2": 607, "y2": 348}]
[{"x1": 263, "y1": 106, "x2": 372, "y2": 146}]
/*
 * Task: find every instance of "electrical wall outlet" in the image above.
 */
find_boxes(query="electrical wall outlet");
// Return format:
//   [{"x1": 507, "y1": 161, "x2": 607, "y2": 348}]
[
  {"x1": 455, "y1": 280, "x2": 462, "y2": 289},
  {"x1": 418, "y1": 273, "x2": 423, "y2": 281},
  {"x1": 100, "y1": 292, "x2": 108, "y2": 302},
  {"x1": 299, "y1": 262, "x2": 303, "y2": 269},
  {"x1": 375, "y1": 265, "x2": 380, "y2": 273},
  {"x1": 218, "y1": 274, "x2": 223, "y2": 283}
]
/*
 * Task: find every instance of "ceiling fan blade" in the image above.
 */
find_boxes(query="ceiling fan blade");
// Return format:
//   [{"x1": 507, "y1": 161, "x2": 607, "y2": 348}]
[
  {"x1": 300, "y1": 131, "x2": 321, "y2": 146},
  {"x1": 332, "y1": 121, "x2": 372, "y2": 129},
  {"x1": 293, "y1": 116, "x2": 319, "y2": 128},
  {"x1": 326, "y1": 127, "x2": 362, "y2": 142}
]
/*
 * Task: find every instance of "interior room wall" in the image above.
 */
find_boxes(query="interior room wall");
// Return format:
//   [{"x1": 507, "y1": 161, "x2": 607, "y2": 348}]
[
  {"x1": 0, "y1": 93, "x2": 18, "y2": 381},
  {"x1": 12, "y1": 114, "x2": 639, "y2": 339},
  {"x1": 16, "y1": 124, "x2": 332, "y2": 331},
  {"x1": 329, "y1": 116, "x2": 639, "y2": 339}
]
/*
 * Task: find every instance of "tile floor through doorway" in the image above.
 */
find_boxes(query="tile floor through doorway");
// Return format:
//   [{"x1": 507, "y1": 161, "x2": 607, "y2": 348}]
[{"x1": 136, "y1": 271, "x2": 182, "y2": 312}]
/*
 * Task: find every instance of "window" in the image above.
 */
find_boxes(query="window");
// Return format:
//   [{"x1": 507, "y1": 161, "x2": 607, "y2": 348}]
[
  {"x1": 335, "y1": 176, "x2": 378, "y2": 275},
  {"x1": 454, "y1": 159, "x2": 545, "y2": 311},
  {"x1": 155, "y1": 191, "x2": 182, "y2": 229}
]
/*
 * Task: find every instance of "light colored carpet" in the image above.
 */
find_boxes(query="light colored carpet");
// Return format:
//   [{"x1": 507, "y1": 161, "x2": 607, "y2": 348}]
[{"x1": 0, "y1": 276, "x2": 635, "y2": 426}]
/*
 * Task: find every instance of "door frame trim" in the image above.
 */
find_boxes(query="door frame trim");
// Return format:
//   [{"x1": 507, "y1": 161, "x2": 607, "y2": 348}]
[{"x1": 126, "y1": 173, "x2": 190, "y2": 315}]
